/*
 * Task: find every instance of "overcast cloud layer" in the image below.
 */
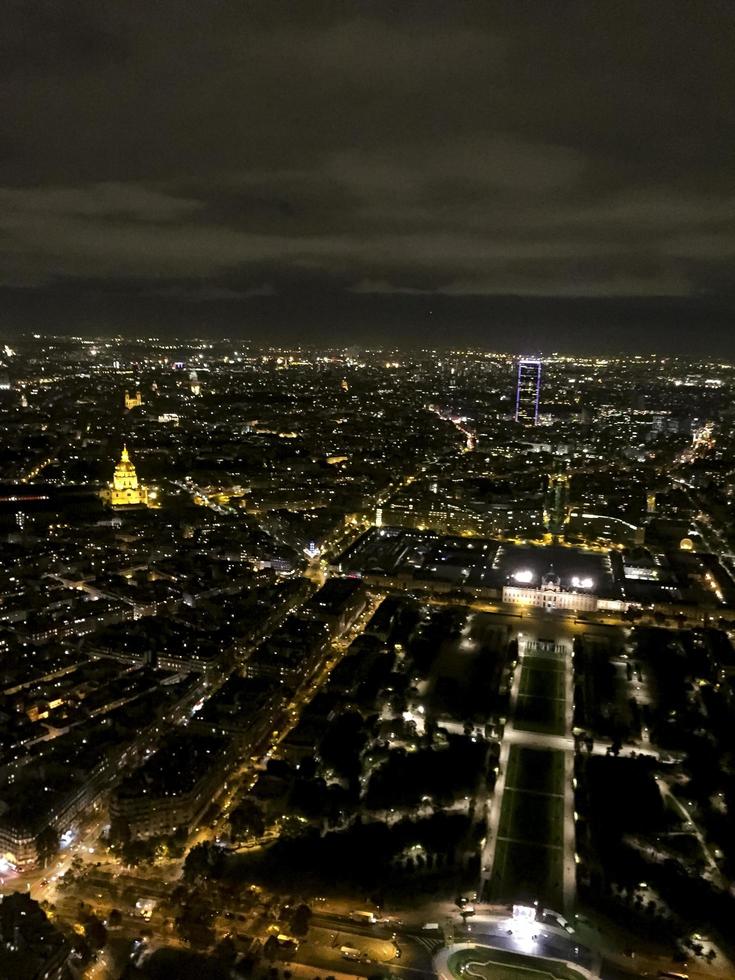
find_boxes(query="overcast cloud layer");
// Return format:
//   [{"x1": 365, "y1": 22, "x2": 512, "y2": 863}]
[{"x1": 1, "y1": 0, "x2": 735, "y2": 351}]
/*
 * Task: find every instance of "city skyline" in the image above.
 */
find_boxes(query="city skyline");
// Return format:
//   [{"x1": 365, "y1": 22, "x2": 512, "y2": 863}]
[
  {"x1": 2, "y1": 3, "x2": 735, "y2": 978},
  {"x1": 1, "y1": 338, "x2": 734, "y2": 977}
]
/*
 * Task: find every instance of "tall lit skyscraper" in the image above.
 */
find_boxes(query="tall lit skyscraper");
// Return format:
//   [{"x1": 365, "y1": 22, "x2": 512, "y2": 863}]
[{"x1": 515, "y1": 358, "x2": 541, "y2": 425}]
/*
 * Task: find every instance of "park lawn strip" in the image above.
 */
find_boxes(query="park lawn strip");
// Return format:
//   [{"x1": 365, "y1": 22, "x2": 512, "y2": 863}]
[
  {"x1": 497, "y1": 788, "x2": 564, "y2": 847},
  {"x1": 519, "y1": 664, "x2": 565, "y2": 701},
  {"x1": 490, "y1": 745, "x2": 566, "y2": 908},
  {"x1": 506, "y1": 746, "x2": 565, "y2": 795},
  {"x1": 514, "y1": 694, "x2": 566, "y2": 736},
  {"x1": 489, "y1": 836, "x2": 563, "y2": 910}
]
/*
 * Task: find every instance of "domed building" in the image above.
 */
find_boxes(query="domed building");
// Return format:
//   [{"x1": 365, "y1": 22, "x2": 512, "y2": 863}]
[
  {"x1": 100, "y1": 445, "x2": 153, "y2": 509},
  {"x1": 541, "y1": 567, "x2": 561, "y2": 593}
]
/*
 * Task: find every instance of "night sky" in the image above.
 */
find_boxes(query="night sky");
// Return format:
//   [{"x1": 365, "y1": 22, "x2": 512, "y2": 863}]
[{"x1": 2, "y1": 1, "x2": 735, "y2": 353}]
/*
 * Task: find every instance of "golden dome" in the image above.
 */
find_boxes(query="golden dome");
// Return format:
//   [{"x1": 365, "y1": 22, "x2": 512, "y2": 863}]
[{"x1": 101, "y1": 443, "x2": 153, "y2": 509}]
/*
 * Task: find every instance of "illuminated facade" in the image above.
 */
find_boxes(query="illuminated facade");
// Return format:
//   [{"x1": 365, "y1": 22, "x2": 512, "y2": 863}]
[
  {"x1": 504, "y1": 568, "x2": 597, "y2": 611},
  {"x1": 515, "y1": 358, "x2": 541, "y2": 424},
  {"x1": 503, "y1": 581, "x2": 598, "y2": 612},
  {"x1": 124, "y1": 390, "x2": 143, "y2": 410},
  {"x1": 101, "y1": 445, "x2": 152, "y2": 508}
]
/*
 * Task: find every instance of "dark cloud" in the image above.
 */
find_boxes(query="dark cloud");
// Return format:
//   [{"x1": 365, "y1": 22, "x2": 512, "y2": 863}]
[{"x1": 1, "y1": 0, "x2": 735, "y2": 349}]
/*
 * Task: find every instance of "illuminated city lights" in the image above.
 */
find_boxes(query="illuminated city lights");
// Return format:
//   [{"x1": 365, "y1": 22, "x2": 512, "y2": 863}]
[{"x1": 0, "y1": 1, "x2": 733, "y2": 971}]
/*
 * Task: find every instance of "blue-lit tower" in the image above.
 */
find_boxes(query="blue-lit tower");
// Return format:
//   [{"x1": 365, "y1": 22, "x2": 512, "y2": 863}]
[{"x1": 515, "y1": 358, "x2": 541, "y2": 425}]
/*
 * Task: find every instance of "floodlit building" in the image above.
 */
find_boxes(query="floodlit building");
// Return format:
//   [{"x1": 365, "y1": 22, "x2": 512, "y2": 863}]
[
  {"x1": 124, "y1": 389, "x2": 143, "y2": 410},
  {"x1": 100, "y1": 445, "x2": 155, "y2": 509},
  {"x1": 503, "y1": 568, "x2": 599, "y2": 611},
  {"x1": 503, "y1": 579, "x2": 599, "y2": 612}
]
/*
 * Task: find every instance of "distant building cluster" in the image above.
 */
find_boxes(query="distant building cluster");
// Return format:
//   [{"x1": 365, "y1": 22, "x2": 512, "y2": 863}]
[{"x1": 1, "y1": 337, "x2": 735, "y2": 974}]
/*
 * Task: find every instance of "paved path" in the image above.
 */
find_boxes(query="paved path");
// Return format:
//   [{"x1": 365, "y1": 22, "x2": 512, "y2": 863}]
[{"x1": 479, "y1": 642, "x2": 522, "y2": 893}]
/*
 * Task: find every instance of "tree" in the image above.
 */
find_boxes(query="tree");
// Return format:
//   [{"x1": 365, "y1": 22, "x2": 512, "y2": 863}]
[
  {"x1": 230, "y1": 798, "x2": 266, "y2": 841},
  {"x1": 369, "y1": 891, "x2": 384, "y2": 911},
  {"x1": 289, "y1": 903, "x2": 312, "y2": 937},
  {"x1": 35, "y1": 826, "x2": 59, "y2": 867},
  {"x1": 169, "y1": 883, "x2": 189, "y2": 908},
  {"x1": 183, "y1": 841, "x2": 225, "y2": 882},
  {"x1": 121, "y1": 837, "x2": 156, "y2": 867},
  {"x1": 84, "y1": 915, "x2": 108, "y2": 951},
  {"x1": 108, "y1": 908, "x2": 122, "y2": 929},
  {"x1": 214, "y1": 935, "x2": 238, "y2": 969},
  {"x1": 239, "y1": 954, "x2": 259, "y2": 976},
  {"x1": 175, "y1": 896, "x2": 216, "y2": 947},
  {"x1": 280, "y1": 815, "x2": 308, "y2": 840},
  {"x1": 263, "y1": 936, "x2": 281, "y2": 962},
  {"x1": 318, "y1": 711, "x2": 368, "y2": 782},
  {"x1": 109, "y1": 815, "x2": 131, "y2": 846}
]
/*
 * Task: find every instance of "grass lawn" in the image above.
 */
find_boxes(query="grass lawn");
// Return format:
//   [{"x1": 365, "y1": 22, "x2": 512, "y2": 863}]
[
  {"x1": 488, "y1": 632, "x2": 570, "y2": 908},
  {"x1": 513, "y1": 656, "x2": 567, "y2": 736},
  {"x1": 514, "y1": 694, "x2": 566, "y2": 736},
  {"x1": 490, "y1": 746, "x2": 566, "y2": 909},
  {"x1": 505, "y1": 746, "x2": 565, "y2": 795},
  {"x1": 519, "y1": 663, "x2": 565, "y2": 701},
  {"x1": 448, "y1": 946, "x2": 587, "y2": 980},
  {"x1": 490, "y1": 824, "x2": 564, "y2": 909},
  {"x1": 497, "y1": 788, "x2": 564, "y2": 847}
]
